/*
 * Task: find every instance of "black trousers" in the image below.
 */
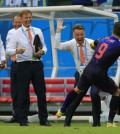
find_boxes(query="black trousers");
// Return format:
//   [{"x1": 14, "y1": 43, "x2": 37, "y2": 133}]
[
  {"x1": 65, "y1": 71, "x2": 101, "y2": 124},
  {"x1": 10, "y1": 62, "x2": 18, "y2": 119},
  {"x1": 17, "y1": 61, "x2": 48, "y2": 123}
]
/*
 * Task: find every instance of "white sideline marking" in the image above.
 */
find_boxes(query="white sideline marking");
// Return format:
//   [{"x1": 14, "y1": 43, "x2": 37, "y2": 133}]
[{"x1": 0, "y1": 115, "x2": 91, "y2": 123}]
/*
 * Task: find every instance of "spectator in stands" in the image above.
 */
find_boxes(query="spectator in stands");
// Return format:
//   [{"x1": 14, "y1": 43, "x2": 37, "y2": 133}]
[
  {"x1": 112, "y1": 0, "x2": 120, "y2": 12},
  {"x1": 23, "y1": 0, "x2": 38, "y2": 7},
  {"x1": 72, "y1": 0, "x2": 93, "y2": 6},
  {"x1": 97, "y1": 0, "x2": 107, "y2": 6},
  {"x1": 22, "y1": 2, "x2": 27, "y2": 6},
  {"x1": 48, "y1": 0, "x2": 72, "y2": 6},
  {"x1": 5, "y1": 0, "x2": 22, "y2": 7},
  {"x1": 63, "y1": 22, "x2": 120, "y2": 127},
  {"x1": 98, "y1": 0, "x2": 113, "y2": 12},
  {"x1": 4, "y1": 14, "x2": 22, "y2": 123},
  {"x1": 6, "y1": 9, "x2": 51, "y2": 126},
  {"x1": 55, "y1": 18, "x2": 101, "y2": 127}
]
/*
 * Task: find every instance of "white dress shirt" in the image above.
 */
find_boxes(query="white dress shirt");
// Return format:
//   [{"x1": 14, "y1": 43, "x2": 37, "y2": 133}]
[
  {"x1": 6, "y1": 28, "x2": 16, "y2": 46},
  {"x1": 55, "y1": 33, "x2": 94, "y2": 75},
  {"x1": 6, "y1": 25, "x2": 47, "y2": 62},
  {"x1": 0, "y1": 36, "x2": 5, "y2": 63}
]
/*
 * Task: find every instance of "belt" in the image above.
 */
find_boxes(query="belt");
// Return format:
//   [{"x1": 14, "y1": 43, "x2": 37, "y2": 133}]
[
  {"x1": 20, "y1": 61, "x2": 39, "y2": 64},
  {"x1": 12, "y1": 61, "x2": 17, "y2": 63}
]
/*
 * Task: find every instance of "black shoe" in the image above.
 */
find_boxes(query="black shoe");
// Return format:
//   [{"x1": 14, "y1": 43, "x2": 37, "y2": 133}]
[
  {"x1": 4, "y1": 117, "x2": 18, "y2": 123},
  {"x1": 40, "y1": 120, "x2": 51, "y2": 126},
  {"x1": 20, "y1": 122, "x2": 28, "y2": 126},
  {"x1": 92, "y1": 123, "x2": 101, "y2": 127},
  {"x1": 64, "y1": 122, "x2": 71, "y2": 127}
]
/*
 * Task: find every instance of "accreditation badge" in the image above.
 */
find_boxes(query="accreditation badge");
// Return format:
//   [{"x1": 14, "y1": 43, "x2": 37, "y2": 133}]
[{"x1": 32, "y1": 53, "x2": 37, "y2": 59}]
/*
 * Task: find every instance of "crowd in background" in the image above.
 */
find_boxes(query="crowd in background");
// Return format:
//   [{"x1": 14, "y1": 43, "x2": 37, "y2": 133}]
[
  {"x1": 0, "y1": 0, "x2": 119, "y2": 12},
  {"x1": 0, "y1": 0, "x2": 41, "y2": 7}
]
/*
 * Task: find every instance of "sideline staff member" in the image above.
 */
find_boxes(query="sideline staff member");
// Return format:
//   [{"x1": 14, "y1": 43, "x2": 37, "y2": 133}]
[
  {"x1": 5, "y1": 14, "x2": 22, "y2": 123},
  {"x1": 6, "y1": 10, "x2": 51, "y2": 126},
  {"x1": 55, "y1": 18, "x2": 101, "y2": 127}
]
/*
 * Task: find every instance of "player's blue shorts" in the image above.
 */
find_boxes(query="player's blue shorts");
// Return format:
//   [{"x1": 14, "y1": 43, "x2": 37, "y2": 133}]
[{"x1": 77, "y1": 74, "x2": 118, "y2": 95}]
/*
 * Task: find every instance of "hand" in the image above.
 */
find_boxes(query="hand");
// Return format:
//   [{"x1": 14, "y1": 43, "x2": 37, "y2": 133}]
[
  {"x1": 56, "y1": 18, "x2": 66, "y2": 33},
  {"x1": 3, "y1": 63, "x2": 7, "y2": 69},
  {"x1": 0, "y1": 60, "x2": 7, "y2": 69},
  {"x1": 16, "y1": 48, "x2": 26, "y2": 54},
  {"x1": 34, "y1": 48, "x2": 44, "y2": 57}
]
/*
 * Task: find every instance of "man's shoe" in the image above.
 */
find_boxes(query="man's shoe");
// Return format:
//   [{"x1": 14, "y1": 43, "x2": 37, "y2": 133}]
[
  {"x1": 107, "y1": 122, "x2": 117, "y2": 128},
  {"x1": 20, "y1": 122, "x2": 28, "y2": 126},
  {"x1": 4, "y1": 117, "x2": 18, "y2": 123},
  {"x1": 92, "y1": 123, "x2": 101, "y2": 127},
  {"x1": 64, "y1": 122, "x2": 71, "y2": 127},
  {"x1": 56, "y1": 109, "x2": 65, "y2": 118},
  {"x1": 40, "y1": 120, "x2": 51, "y2": 126}
]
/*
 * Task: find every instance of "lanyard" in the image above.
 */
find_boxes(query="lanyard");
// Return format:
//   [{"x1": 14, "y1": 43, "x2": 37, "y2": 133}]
[{"x1": 21, "y1": 27, "x2": 35, "y2": 51}]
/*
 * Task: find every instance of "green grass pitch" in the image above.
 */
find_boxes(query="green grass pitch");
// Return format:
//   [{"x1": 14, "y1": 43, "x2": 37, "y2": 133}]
[{"x1": 0, "y1": 120, "x2": 120, "y2": 134}]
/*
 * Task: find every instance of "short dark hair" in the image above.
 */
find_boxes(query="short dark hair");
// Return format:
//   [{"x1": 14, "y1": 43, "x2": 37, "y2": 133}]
[
  {"x1": 113, "y1": 22, "x2": 120, "y2": 37},
  {"x1": 73, "y1": 24, "x2": 85, "y2": 31},
  {"x1": 20, "y1": 10, "x2": 32, "y2": 17}
]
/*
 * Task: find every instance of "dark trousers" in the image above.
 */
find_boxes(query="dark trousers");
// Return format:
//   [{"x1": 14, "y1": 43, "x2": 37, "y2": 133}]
[
  {"x1": 65, "y1": 71, "x2": 101, "y2": 124},
  {"x1": 10, "y1": 62, "x2": 18, "y2": 119},
  {"x1": 17, "y1": 61, "x2": 48, "y2": 123}
]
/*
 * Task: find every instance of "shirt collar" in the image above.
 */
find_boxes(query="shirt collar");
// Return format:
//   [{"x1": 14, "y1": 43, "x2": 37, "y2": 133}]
[
  {"x1": 22, "y1": 25, "x2": 32, "y2": 31},
  {"x1": 111, "y1": 35, "x2": 120, "y2": 42},
  {"x1": 77, "y1": 38, "x2": 86, "y2": 47}
]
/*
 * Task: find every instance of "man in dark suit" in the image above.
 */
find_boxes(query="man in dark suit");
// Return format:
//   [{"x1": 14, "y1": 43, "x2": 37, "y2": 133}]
[{"x1": 6, "y1": 10, "x2": 51, "y2": 126}]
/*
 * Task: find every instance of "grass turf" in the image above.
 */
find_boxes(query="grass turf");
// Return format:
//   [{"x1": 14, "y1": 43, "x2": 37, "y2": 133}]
[{"x1": 0, "y1": 120, "x2": 120, "y2": 134}]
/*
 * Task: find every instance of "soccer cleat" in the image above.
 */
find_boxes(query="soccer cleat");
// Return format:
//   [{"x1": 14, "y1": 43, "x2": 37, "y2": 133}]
[
  {"x1": 107, "y1": 122, "x2": 117, "y2": 128},
  {"x1": 56, "y1": 109, "x2": 64, "y2": 118}
]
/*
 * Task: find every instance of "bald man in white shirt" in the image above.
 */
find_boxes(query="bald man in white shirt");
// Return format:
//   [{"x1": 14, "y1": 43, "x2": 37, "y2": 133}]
[
  {"x1": 4, "y1": 14, "x2": 22, "y2": 123},
  {"x1": 55, "y1": 18, "x2": 101, "y2": 127}
]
